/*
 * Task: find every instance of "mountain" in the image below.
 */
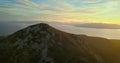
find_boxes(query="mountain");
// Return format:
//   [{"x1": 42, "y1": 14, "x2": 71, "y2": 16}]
[{"x1": 0, "y1": 23, "x2": 103, "y2": 63}]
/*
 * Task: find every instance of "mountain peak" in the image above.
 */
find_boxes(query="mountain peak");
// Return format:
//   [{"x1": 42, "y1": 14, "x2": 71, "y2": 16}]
[
  {"x1": 20, "y1": 23, "x2": 71, "y2": 38},
  {"x1": 31, "y1": 23, "x2": 50, "y2": 28},
  {"x1": 39, "y1": 23, "x2": 49, "y2": 25},
  {"x1": 28, "y1": 23, "x2": 50, "y2": 31}
]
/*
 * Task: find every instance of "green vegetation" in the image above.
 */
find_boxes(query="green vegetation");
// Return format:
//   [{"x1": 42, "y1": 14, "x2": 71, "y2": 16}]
[{"x1": 83, "y1": 36, "x2": 120, "y2": 63}]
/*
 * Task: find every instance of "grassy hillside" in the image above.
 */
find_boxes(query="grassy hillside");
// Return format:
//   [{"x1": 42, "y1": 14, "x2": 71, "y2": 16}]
[
  {"x1": 0, "y1": 36, "x2": 4, "y2": 40},
  {"x1": 81, "y1": 36, "x2": 120, "y2": 63}
]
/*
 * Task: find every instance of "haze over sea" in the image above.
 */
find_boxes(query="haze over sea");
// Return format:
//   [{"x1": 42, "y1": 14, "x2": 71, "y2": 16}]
[{"x1": 0, "y1": 21, "x2": 120, "y2": 39}]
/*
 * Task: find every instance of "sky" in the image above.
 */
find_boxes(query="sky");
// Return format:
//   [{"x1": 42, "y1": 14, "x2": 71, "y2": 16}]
[{"x1": 0, "y1": 0, "x2": 120, "y2": 24}]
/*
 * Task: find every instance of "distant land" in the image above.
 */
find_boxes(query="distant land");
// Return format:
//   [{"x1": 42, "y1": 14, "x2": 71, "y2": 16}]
[{"x1": 75, "y1": 23, "x2": 120, "y2": 29}]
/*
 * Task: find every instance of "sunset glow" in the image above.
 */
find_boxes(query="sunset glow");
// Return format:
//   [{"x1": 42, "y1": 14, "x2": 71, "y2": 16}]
[{"x1": 0, "y1": 0, "x2": 120, "y2": 24}]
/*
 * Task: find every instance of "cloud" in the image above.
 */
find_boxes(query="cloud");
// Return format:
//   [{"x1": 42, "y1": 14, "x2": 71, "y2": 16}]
[
  {"x1": 82, "y1": 0, "x2": 104, "y2": 3},
  {"x1": 16, "y1": 0, "x2": 39, "y2": 7},
  {"x1": 0, "y1": 0, "x2": 120, "y2": 24}
]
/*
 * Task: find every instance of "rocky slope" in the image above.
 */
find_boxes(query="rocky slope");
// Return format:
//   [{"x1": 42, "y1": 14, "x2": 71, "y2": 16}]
[{"x1": 0, "y1": 23, "x2": 103, "y2": 63}]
